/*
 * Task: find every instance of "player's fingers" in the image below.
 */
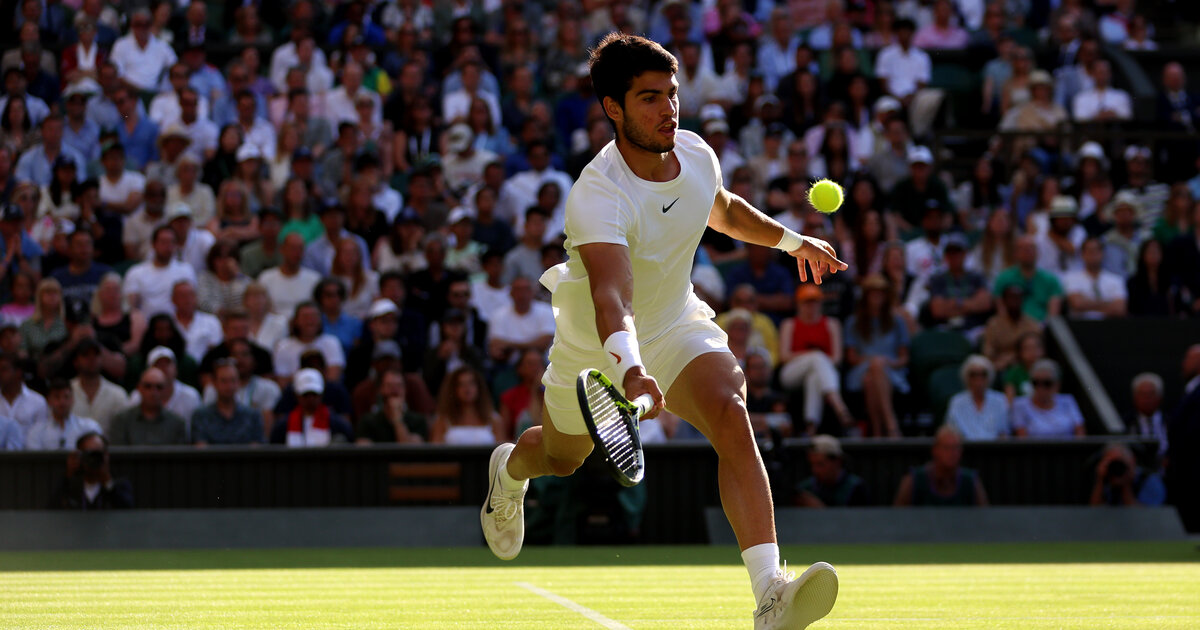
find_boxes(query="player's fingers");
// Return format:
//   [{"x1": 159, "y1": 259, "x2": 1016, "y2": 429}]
[
  {"x1": 797, "y1": 258, "x2": 808, "y2": 283},
  {"x1": 810, "y1": 260, "x2": 823, "y2": 285}
]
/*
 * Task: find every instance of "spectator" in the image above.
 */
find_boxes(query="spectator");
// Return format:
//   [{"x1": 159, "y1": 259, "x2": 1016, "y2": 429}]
[
  {"x1": 25, "y1": 378, "x2": 102, "y2": 450},
  {"x1": 169, "y1": 281, "x2": 221, "y2": 362},
  {"x1": 330, "y1": 237, "x2": 380, "y2": 321},
  {"x1": 0, "y1": 413, "x2": 21, "y2": 449},
  {"x1": 1071, "y1": 60, "x2": 1132, "y2": 123},
  {"x1": 717, "y1": 285, "x2": 780, "y2": 366},
  {"x1": 496, "y1": 141, "x2": 572, "y2": 229},
  {"x1": 122, "y1": 226, "x2": 198, "y2": 317},
  {"x1": 302, "y1": 204, "x2": 369, "y2": 277},
  {"x1": 243, "y1": 283, "x2": 289, "y2": 354},
  {"x1": 109, "y1": 367, "x2": 188, "y2": 446},
  {"x1": 273, "y1": 302, "x2": 346, "y2": 384},
  {"x1": 981, "y1": 285, "x2": 1041, "y2": 374},
  {"x1": 968, "y1": 209, "x2": 1017, "y2": 287},
  {"x1": 149, "y1": 63, "x2": 210, "y2": 128},
  {"x1": 993, "y1": 236, "x2": 1064, "y2": 322},
  {"x1": 174, "y1": 88, "x2": 219, "y2": 164},
  {"x1": 904, "y1": 205, "x2": 950, "y2": 279},
  {"x1": 502, "y1": 207, "x2": 549, "y2": 285},
  {"x1": 742, "y1": 349, "x2": 790, "y2": 439},
  {"x1": 945, "y1": 355, "x2": 1010, "y2": 440},
  {"x1": 432, "y1": 277, "x2": 488, "y2": 353},
  {"x1": 196, "y1": 240, "x2": 251, "y2": 315},
  {"x1": 191, "y1": 359, "x2": 264, "y2": 445},
  {"x1": 313, "y1": 278, "x2": 361, "y2": 355},
  {"x1": 1089, "y1": 443, "x2": 1166, "y2": 507},
  {"x1": 487, "y1": 276, "x2": 554, "y2": 365},
  {"x1": 109, "y1": 8, "x2": 177, "y2": 95},
  {"x1": 1101, "y1": 192, "x2": 1145, "y2": 278},
  {"x1": 1037, "y1": 196, "x2": 1086, "y2": 280},
  {"x1": 259, "y1": 233, "x2": 322, "y2": 317},
  {"x1": 0, "y1": 271, "x2": 34, "y2": 326},
  {"x1": 498, "y1": 349, "x2": 545, "y2": 441},
  {"x1": 1120, "y1": 371, "x2": 1167, "y2": 458},
  {"x1": 1127, "y1": 240, "x2": 1171, "y2": 317},
  {"x1": 470, "y1": 250, "x2": 513, "y2": 323},
  {"x1": 796, "y1": 435, "x2": 870, "y2": 507},
  {"x1": 69, "y1": 338, "x2": 130, "y2": 434},
  {"x1": 913, "y1": 0, "x2": 969, "y2": 50},
  {"x1": 431, "y1": 367, "x2": 501, "y2": 445},
  {"x1": 1064, "y1": 237, "x2": 1127, "y2": 320},
  {"x1": 356, "y1": 368, "x2": 426, "y2": 444},
  {"x1": 926, "y1": 234, "x2": 992, "y2": 337},
  {"x1": 14, "y1": 116, "x2": 86, "y2": 188},
  {"x1": 48, "y1": 432, "x2": 133, "y2": 509},
  {"x1": 270, "y1": 368, "x2": 354, "y2": 446},
  {"x1": 890, "y1": 146, "x2": 954, "y2": 233},
  {"x1": 1012, "y1": 359, "x2": 1085, "y2": 438},
  {"x1": 111, "y1": 87, "x2": 160, "y2": 171},
  {"x1": 895, "y1": 426, "x2": 989, "y2": 506},
  {"x1": 725, "y1": 244, "x2": 796, "y2": 323},
  {"x1": 51, "y1": 231, "x2": 111, "y2": 316},
  {"x1": 201, "y1": 336, "x2": 280, "y2": 435},
  {"x1": 999, "y1": 70, "x2": 1068, "y2": 134},
  {"x1": 18, "y1": 277, "x2": 67, "y2": 360},
  {"x1": 778, "y1": 284, "x2": 854, "y2": 433},
  {"x1": 238, "y1": 207, "x2": 283, "y2": 279},
  {"x1": 845, "y1": 275, "x2": 910, "y2": 437},
  {"x1": 128, "y1": 346, "x2": 202, "y2": 438},
  {"x1": 0, "y1": 201, "x2": 43, "y2": 299}
]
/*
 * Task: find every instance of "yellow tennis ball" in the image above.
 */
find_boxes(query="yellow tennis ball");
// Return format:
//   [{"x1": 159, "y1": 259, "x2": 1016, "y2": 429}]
[{"x1": 808, "y1": 179, "x2": 844, "y2": 214}]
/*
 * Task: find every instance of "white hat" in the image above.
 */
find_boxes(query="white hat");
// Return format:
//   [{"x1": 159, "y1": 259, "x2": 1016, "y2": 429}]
[
  {"x1": 235, "y1": 143, "x2": 262, "y2": 163},
  {"x1": 294, "y1": 368, "x2": 324, "y2": 395},
  {"x1": 699, "y1": 103, "x2": 727, "y2": 123},
  {"x1": 444, "y1": 123, "x2": 473, "y2": 154},
  {"x1": 367, "y1": 298, "x2": 399, "y2": 319},
  {"x1": 907, "y1": 145, "x2": 934, "y2": 165},
  {"x1": 1049, "y1": 195, "x2": 1079, "y2": 218},
  {"x1": 63, "y1": 78, "x2": 101, "y2": 99},
  {"x1": 165, "y1": 202, "x2": 192, "y2": 221},
  {"x1": 447, "y1": 206, "x2": 474, "y2": 225},
  {"x1": 147, "y1": 346, "x2": 176, "y2": 367},
  {"x1": 703, "y1": 118, "x2": 730, "y2": 135},
  {"x1": 810, "y1": 434, "x2": 843, "y2": 458},
  {"x1": 1078, "y1": 141, "x2": 1106, "y2": 163},
  {"x1": 874, "y1": 96, "x2": 901, "y2": 114}
]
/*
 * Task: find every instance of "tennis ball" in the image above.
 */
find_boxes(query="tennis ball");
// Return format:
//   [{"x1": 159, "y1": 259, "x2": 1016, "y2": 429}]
[{"x1": 808, "y1": 179, "x2": 844, "y2": 214}]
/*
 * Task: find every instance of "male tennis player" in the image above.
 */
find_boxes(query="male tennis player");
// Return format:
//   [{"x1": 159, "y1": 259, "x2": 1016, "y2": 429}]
[{"x1": 482, "y1": 34, "x2": 846, "y2": 629}]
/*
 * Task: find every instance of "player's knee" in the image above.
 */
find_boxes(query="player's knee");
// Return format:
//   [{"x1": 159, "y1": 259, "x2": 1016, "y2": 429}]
[
  {"x1": 708, "y1": 392, "x2": 754, "y2": 447},
  {"x1": 545, "y1": 454, "x2": 584, "y2": 477}
]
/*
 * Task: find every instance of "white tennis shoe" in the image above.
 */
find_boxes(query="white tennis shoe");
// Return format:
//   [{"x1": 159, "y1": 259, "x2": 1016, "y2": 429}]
[
  {"x1": 753, "y1": 562, "x2": 839, "y2": 629},
  {"x1": 481, "y1": 443, "x2": 528, "y2": 560}
]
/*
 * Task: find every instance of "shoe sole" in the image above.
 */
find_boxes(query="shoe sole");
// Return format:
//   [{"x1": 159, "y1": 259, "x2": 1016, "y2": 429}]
[
  {"x1": 777, "y1": 562, "x2": 839, "y2": 629},
  {"x1": 481, "y1": 443, "x2": 520, "y2": 561}
]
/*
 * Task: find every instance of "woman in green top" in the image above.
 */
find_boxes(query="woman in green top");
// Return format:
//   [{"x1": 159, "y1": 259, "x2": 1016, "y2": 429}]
[
  {"x1": 1152, "y1": 185, "x2": 1192, "y2": 243},
  {"x1": 18, "y1": 277, "x2": 67, "y2": 360},
  {"x1": 1003, "y1": 331, "x2": 1044, "y2": 404},
  {"x1": 277, "y1": 176, "x2": 324, "y2": 244}
]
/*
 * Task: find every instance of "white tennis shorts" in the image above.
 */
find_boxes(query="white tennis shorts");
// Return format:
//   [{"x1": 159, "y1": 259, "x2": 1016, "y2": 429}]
[{"x1": 541, "y1": 292, "x2": 731, "y2": 436}]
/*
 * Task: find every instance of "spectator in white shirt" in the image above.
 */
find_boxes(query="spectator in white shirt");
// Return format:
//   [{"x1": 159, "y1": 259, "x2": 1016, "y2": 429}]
[
  {"x1": 128, "y1": 346, "x2": 203, "y2": 438},
  {"x1": 674, "y1": 41, "x2": 724, "y2": 119},
  {"x1": 756, "y1": 8, "x2": 800, "y2": 92},
  {"x1": 233, "y1": 90, "x2": 276, "y2": 161},
  {"x1": 70, "y1": 338, "x2": 130, "y2": 434},
  {"x1": 0, "y1": 351, "x2": 49, "y2": 439},
  {"x1": 273, "y1": 302, "x2": 346, "y2": 384},
  {"x1": 442, "y1": 60, "x2": 501, "y2": 130},
  {"x1": 98, "y1": 142, "x2": 145, "y2": 215},
  {"x1": 259, "y1": 233, "x2": 322, "y2": 317},
  {"x1": 269, "y1": 31, "x2": 331, "y2": 94},
  {"x1": 149, "y1": 63, "x2": 210, "y2": 127},
  {"x1": 173, "y1": 87, "x2": 218, "y2": 163},
  {"x1": 1072, "y1": 60, "x2": 1132, "y2": 123},
  {"x1": 495, "y1": 140, "x2": 573, "y2": 227},
  {"x1": 875, "y1": 19, "x2": 931, "y2": 106},
  {"x1": 324, "y1": 61, "x2": 381, "y2": 126},
  {"x1": 164, "y1": 202, "x2": 215, "y2": 277},
  {"x1": 109, "y1": 8, "x2": 177, "y2": 93},
  {"x1": 487, "y1": 277, "x2": 555, "y2": 366},
  {"x1": 1065, "y1": 237, "x2": 1128, "y2": 320},
  {"x1": 25, "y1": 378, "x2": 102, "y2": 450},
  {"x1": 171, "y1": 281, "x2": 223, "y2": 362},
  {"x1": 122, "y1": 226, "x2": 198, "y2": 317}
]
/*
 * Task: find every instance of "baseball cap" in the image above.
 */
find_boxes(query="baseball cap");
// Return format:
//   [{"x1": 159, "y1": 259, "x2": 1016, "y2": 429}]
[
  {"x1": 699, "y1": 103, "x2": 727, "y2": 123},
  {"x1": 372, "y1": 340, "x2": 402, "y2": 361},
  {"x1": 873, "y1": 96, "x2": 901, "y2": 115},
  {"x1": 236, "y1": 143, "x2": 262, "y2": 162},
  {"x1": 148, "y1": 346, "x2": 176, "y2": 367},
  {"x1": 907, "y1": 145, "x2": 934, "y2": 165},
  {"x1": 1077, "y1": 141, "x2": 1106, "y2": 163},
  {"x1": 703, "y1": 118, "x2": 730, "y2": 136},
  {"x1": 294, "y1": 368, "x2": 325, "y2": 395},
  {"x1": 942, "y1": 233, "x2": 969, "y2": 252},
  {"x1": 1104, "y1": 190, "x2": 1142, "y2": 220},
  {"x1": 445, "y1": 123, "x2": 473, "y2": 153},
  {"x1": 63, "y1": 78, "x2": 101, "y2": 100},
  {"x1": 165, "y1": 202, "x2": 192, "y2": 222},
  {"x1": 447, "y1": 206, "x2": 474, "y2": 225},
  {"x1": 1049, "y1": 195, "x2": 1079, "y2": 218},
  {"x1": 367, "y1": 298, "x2": 399, "y2": 319},
  {"x1": 1029, "y1": 70, "x2": 1053, "y2": 87},
  {"x1": 810, "y1": 434, "x2": 843, "y2": 458},
  {"x1": 293, "y1": 146, "x2": 314, "y2": 162}
]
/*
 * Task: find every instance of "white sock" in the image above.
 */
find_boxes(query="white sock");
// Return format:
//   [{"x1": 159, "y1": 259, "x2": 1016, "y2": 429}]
[
  {"x1": 742, "y1": 543, "x2": 781, "y2": 603},
  {"x1": 497, "y1": 462, "x2": 527, "y2": 493}
]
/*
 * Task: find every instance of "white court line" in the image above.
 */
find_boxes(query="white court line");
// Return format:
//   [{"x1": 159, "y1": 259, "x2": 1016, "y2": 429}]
[{"x1": 515, "y1": 581, "x2": 633, "y2": 630}]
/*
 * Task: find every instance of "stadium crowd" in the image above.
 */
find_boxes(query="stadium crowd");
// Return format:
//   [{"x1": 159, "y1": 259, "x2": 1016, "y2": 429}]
[{"x1": 0, "y1": 0, "x2": 1195, "y2": 480}]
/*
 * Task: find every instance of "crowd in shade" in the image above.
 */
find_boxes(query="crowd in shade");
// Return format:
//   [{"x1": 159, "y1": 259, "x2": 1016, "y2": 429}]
[{"x1": 0, "y1": 0, "x2": 1196, "y2": 460}]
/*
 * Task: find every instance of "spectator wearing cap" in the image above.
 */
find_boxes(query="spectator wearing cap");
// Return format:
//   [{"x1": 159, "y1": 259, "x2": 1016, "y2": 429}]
[
  {"x1": 1118, "y1": 145, "x2": 1169, "y2": 225},
  {"x1": 191, "y1": 359, "x2": 264, "y2": 446},
  {"x1": 702, "y1": 114, "x2": 746, "y2": 183},
  {"x1": 796, "y1": 435, "x2": 870, "y2": 507},
  {"x1": 17, "y1": 116, "x2": 87, "y2": 190},
  {"x1": 174, "y1": 87, "x2": 219, "y2": 163},
  {"x1": 925, "y1": 233, "x2": 992, "y2": 336},
  {"x1": 889, "y1": 145, "x2": 955, "y2": 233},
  {"x1": 344, "y1": 298, "x2": 399, "y2": 388},
  {"x1": 62, "y1": 80, "x2": 101, "y2": 165},
  {"x1": 51, "y1": 231, "x2": 111, "y2": 314},
  {"x1": 98, "y1": 142, "x2": 146, "y2": 215},
  {"x1": 61, "y1": 16, "x2": 107, "y2": 84},
  {"x1": 69, "y1": 337, "x2": 130, "y2": 434},
  {"x1": 1126, "y1": 372, "x2": 1167, "y2": 458},
  {"x1": 109, "y1": 8, "x2": 177, "y2": 95},
  {"x1": 201, "y1": 337, "x2": 281, "y2": 437},
  {"x1": 895, "y1": 426, "x2": 990, "y2": 505},
  {"x1": 144, "y1": 124, "x2": 193, "y2": 186},
  {"x1": 442, "y1": 124, "x2": 497, "y2": 196},
  {"x1": 110, "y1": 367, "x2": 188, "y2": 446},
  {"x1": 778, "y1": 284, "x2": 855, "y2": 432},
  {"x1": 445, "y1": 207, "x2": 485, "y2": 280},
  {"x1": 1036, "y1": 195, "x2": 1086, "y2": 280},
  {"x1": 1071, "y1": 60, "x2": 1132, "y2": 123},
  {"x1": 270, "y1": 368, "x2": 354, "y2": 446},
  {"x1": 26, "y1": 378, "x2": 103, "y2": 450},
  {"x1": 432, "y1": 276, "x2": 488, "y2": 351},
  {"x1": 164, "y1": 201, "x2": 216, "y2": 277},
  {"x1": 166, "y1": 155, "x2": 215, "y2": 231},
  {"x1": 355, "y1": 368, "x2": 427, "y2": 444},
  {"x1": 945, "y1": 355, "x2": 1010, "y2": 440},
  {"x1": 123, "y1": 226, "x2": 198, "y2": 318},
  {"x1": 999, "y1": 70, "x2": 1068, "y2": 137},
  {"x1": 149, "y1": 62, "x2": 211, "y2": 128},
  {"x1": 129, "y1": 345, "x2": 202, "y2": 437},
  {"x1": 0, "y1": 350, "x2": 48, "y2": 439},
  {"x1": 1064, "y1": 237, "x2": 1128, "y2": 320},
  {"x1": 1012, "y1": 359, "x2": 1085, "y2": 438}
]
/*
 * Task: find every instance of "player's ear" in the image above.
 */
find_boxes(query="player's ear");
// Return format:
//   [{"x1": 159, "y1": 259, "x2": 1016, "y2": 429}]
[{"x1": 602, "y1": 95, "x2": 624, "y2": 126}]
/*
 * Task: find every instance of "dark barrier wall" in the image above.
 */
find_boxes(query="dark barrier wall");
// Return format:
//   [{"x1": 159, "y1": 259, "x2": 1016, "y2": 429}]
[
  {"x1": 1067, "y1": 319, "x2": 1200, "y2": 418},
  {"x1": 0, "y1": 438, "x2": 1159, "y2": 544}
]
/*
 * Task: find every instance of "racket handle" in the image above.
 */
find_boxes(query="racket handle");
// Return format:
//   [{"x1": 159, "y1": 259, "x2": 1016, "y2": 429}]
[{"x1": 632, "y1": 393, "x2": 655, "y2": 418}]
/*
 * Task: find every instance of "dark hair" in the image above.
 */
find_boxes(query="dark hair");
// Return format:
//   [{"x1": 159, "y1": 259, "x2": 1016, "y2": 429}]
[
  {"x1": 481, "y1": 249, "x2": 503, "y2": 265},
  {"x1": 205, "y1": 239, "x2": 240, "y2": 273},
  {"x1": 48, "y1": 378, "x2": 71, "y2": 393},
  {"x1": 151, "y1": 225, "x2": 175, "y2": 244},
  {"x1": 588, "y1": 33, "x2": 678, "y2": 126},
  {"x1": 853, "y1": 279, "x2": 896, "y2": 341},
  {"x1": 290, "y1": 301, "x2": 322, "y2": 338},
  {"x1": 0, "y1": 96, "x2": 30, "y2": 132},
  {"x1": 313, "y1": 278, "x2": 346, "y2": 303},
  {"x1": 75, "y1": 431, "x2": 108, "y2": 450},
  {"x1": 139, "y1": 313, "x2": 187, "y2": 357},
  {"x1": 379, "y1": 270, "x2": 405, "y2": 291},
  {"x1": 524, "y1": 206, "x2": 549, "y2": 222},
  {"x1": 0, "y1": 351, "x2": 18, "y2": 370}
]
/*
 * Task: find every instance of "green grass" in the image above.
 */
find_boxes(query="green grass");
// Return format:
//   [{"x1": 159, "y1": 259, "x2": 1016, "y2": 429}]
[{"x1": 1, "y1": 543, "x2": 1198, "y2": 629}]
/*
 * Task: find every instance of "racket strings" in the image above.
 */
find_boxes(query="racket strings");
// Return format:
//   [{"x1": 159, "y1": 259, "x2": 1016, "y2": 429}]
[{"x1": 585, "y1": 378, "x2": 638, "y2": 472}]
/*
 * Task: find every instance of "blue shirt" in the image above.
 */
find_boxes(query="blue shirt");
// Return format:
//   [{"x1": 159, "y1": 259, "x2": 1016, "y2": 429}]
[
  {"x1": 212, "y1": 92, "x2": 267, "y2": 128},
  {"x1": 191, "y1": 403, "x2": 264, "y2": 445},
  {"x1": 945, "y1": 389, "x2": 1010, "y2": 440},
  {"x1": 0, "y1": 415, "x2": 22, "y2": 450},
  {"x1": 13, "y1": 144, "x2": 86, "y2": 187},
  {"x1": 724, "y1": 262, "x2": 795, "y2": 320},
  {"x1": 321, "y1": 312, "x2": 363, "y2": 355},
  {"x1": 844, "y1": 314, "x2": 911, "y2": 362},
  {"x1": 188, "y1": 65, "x2": 229, "y2": 109},
  {"x1": 1101, "y1": 468, "x2": 1167, "y2": 506},
  {"x1": 115, "y1": 117, "x2": 160, "y2": 170},
  {"x1": 64, "y1": 118, "x2": 102, "y2": 163},
  {"x1": 1012, "y1": 394, "x2": 1084, "y2": 438},
  {"x1": 51, "y1": 263, "x2": 112, "y2": 312},
  {"x1": 87, "y1": 95, "x2": 146, "y2": 132},
  {"x1": 301, "y1": 230, "x2": 369, "y2": 276}
]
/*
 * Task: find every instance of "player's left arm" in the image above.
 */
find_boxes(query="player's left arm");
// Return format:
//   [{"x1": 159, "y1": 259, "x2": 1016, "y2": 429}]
[{"x1": 709, "y1": 187, "x2": 847, "y2": 284}]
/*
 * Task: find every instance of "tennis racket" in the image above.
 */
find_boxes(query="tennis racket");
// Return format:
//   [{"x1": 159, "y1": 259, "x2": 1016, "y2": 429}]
[{"x1": 576, "y1": 368, "x2": 655, "y2": 487}]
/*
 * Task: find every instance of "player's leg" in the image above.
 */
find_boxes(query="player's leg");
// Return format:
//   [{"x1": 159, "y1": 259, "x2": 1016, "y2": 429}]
[{"x1": 505, "y1": 408, "x2": 594, "y2": 480}]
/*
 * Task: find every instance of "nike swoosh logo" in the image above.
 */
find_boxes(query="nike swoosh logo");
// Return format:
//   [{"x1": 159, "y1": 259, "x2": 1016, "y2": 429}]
[
  {"x1": 754, "y1": 597, "x2": 776, "y2": 618},
  {"x1": 609, "y1": 351, "x2": 622, "y2": 364},
  {"x1": 485, "y1": 473, "x2": 497, "y2": 514},
  {"x1": 662, "y1": 197, "x2": 679, "y2": 213}
]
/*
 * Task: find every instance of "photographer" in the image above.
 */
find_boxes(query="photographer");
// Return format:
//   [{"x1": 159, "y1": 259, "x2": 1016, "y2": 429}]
[
  {"x1": 1089, "y1": 443, "x2": 1165, "y2": 507},
  {"x1": 48, "y1": 432, "x2": 134, "y2": 510}
]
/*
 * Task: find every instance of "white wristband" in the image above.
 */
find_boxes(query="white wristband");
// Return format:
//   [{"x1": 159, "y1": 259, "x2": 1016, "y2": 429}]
[
  {"x1": 603, "y1": 330, "x2": 644, "y2": 385},
  {"x1": 774, "y1": 227, "x2": 805, "y2": 253}
]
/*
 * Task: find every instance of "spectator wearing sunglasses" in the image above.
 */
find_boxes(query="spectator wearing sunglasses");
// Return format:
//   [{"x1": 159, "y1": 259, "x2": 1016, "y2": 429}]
[
  {"x1": 944, "y1": 355, "x2": 1009, "y2": 440},
  {"x1": 1011, "y1": 359, "x2": 1086, "y2": 438}
]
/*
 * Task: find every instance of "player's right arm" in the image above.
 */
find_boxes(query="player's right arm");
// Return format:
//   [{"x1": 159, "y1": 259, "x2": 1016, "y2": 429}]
[{"x1": 578, "y1": 242, "x2": 665, "y2": 418}]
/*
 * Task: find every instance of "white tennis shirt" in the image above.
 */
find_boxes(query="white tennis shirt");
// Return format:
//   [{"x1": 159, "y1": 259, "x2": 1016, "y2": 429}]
[{"x1": 541, "y1": 130, "x2": 722, "y2": 347}]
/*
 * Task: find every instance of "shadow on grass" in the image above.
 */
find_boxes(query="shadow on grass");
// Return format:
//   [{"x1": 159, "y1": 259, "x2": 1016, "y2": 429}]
[{"x1": 0, "y1": 542, "x2": 1196, "y2": 572}]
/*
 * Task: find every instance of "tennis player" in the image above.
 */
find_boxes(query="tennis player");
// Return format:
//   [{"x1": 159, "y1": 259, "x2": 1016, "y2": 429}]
[{"x1": 482, "y1": 33, "x2": 846, "y2": 629}]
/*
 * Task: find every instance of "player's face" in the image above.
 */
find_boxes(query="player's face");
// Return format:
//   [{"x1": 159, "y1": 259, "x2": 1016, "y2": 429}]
[{"x1": 616, "y1": 71, "x2": 679, "y2": 155}]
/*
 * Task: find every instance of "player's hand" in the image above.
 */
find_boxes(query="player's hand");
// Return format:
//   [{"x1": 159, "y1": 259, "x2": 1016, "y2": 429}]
[
  {"x1": 622, "y1": 367, "x2": 665, "y2": 420},
  {"x1": 787, "y1": 235, "x2": 848, "y2": 285}
]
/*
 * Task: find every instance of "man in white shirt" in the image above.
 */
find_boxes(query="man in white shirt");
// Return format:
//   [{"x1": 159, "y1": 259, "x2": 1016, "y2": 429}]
[
  {"x1": 123, "y1": 226, "x2": 198, "y2": 317},
  {"x1": 164, "y1": 202, "x2": 215, "y2": 276},
  {"x1": 70, "y1": 338, "x2": 130, "y2": 434},
  {"x1": 269, "y1": 32, "x2": 330, "y2": 94},
  {"x1": 148, "y1": 63, "x2": 210, "y2": 127},
  {"x1": 234, "y1": 90, "x2": 277, "y2": 161},
  {"x1": 25, "y1": 379, "x2": 102, "y2": 450},
  {"x1": 323, "y1": 61, "x2": 381, "y2": 126},
  {"x1": 1064, "y1": 237, "x2": 1127, "y2": 320},
  {"x1": 171, "y1": 282, "x2": 223, "y2": 362},
  {"x1": 875, "y1": 19, "x2": 931, "y2": 105},
  {"x1": 129, "y1": 346, "x2": 202, "y2": 439},
  {"x1": 109, "y1": 9, "x2": 177, "y2": 93},
  {"x1": 674, "y1": 41, "x2": 724, "y2": 119},
  {"x1": 756, "y1": 8, "x2": 801, "y2": 92},
  {"x1": 441, "y1": 123, "x2": 497, "y2": 195},
  {"x1": 486, "y1": 276, "x2": 555, "y2": 366},
  {"x1": 1072, "y1": 60, "x2": 1132, "y2": 123},
  {"x1": 496, "y1": 141, "x2": 573, "y2": 228},
  {"x1": 260, "y1": 234, "x2": 322, "y2": 317},
  {"x1": 442, "y1": 60, "x2": 501, "y2": 129},
  {"x1": 175, "y1": 87, "x2": 218, "y2": 162},
  {"x1": 98, "y1": 142, "x2": 145, "y2": 215},
  {"x1": 471, "y1": 251, "x2": 513, "y2": 322},
  {"x1": 123, "y1": 179, "x2": 167, "y2": 261},
  {"x1": 0, "y1": 352, "x2": 49, "y2": 439}
]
